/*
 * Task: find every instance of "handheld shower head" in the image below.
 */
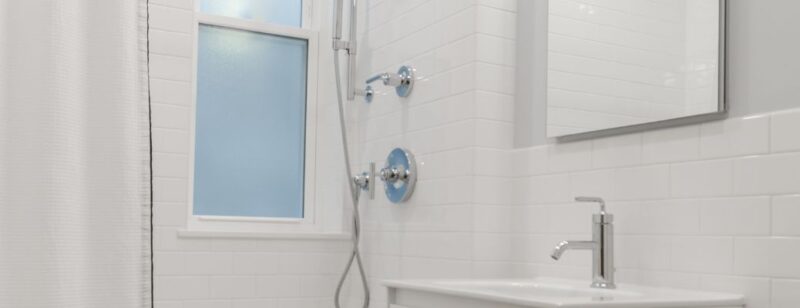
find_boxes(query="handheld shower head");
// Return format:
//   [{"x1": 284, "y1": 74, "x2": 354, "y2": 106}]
[
  {"x1": 331, "y1": 0, "x2": 361, "y2": 100},
  {"x1": 333, "y1": 0, "x2": 344, "y2": 41}
]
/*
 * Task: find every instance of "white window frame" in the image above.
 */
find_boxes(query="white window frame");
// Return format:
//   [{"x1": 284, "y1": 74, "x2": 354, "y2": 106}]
[{"x1": 186, "y1": 0, "x2": 322, "y2": 234}]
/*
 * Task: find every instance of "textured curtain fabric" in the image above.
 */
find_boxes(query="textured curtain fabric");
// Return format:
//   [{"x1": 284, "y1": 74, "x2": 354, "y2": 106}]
[{"x1": 0, "y1": 1, "x2": 151, "y2": 307}]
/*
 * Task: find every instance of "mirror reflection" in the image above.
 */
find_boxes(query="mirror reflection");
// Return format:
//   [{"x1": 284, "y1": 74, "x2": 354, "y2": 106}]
[{"x1": 547, "y1": 0, "x2": 723, "y2": 138}]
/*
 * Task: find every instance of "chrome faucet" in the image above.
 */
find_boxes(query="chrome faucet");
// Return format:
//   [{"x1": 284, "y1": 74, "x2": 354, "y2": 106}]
[{"x1": 551, "y1": 197, "x2": 615, "y2": 289}]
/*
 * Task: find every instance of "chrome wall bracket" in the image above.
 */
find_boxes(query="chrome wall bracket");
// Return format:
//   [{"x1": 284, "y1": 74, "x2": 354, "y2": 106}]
[{"x1": 364, "y1": 65, "x2": 415, "y2": 103}]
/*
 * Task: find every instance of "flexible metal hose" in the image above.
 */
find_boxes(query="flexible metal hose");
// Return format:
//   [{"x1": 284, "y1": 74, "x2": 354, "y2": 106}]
[{"x1": 332, "y1": 49, "x2": 371, "y2": 308}]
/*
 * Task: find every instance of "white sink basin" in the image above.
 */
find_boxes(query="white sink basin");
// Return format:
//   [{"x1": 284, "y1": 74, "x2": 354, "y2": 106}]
[{"x1": 384, "y1": 278, "x2": 744, "y2": 308}]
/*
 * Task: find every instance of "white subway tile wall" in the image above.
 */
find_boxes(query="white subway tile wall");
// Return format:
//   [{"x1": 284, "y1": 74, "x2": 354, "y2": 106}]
[
  {"x1": 511, "y1": 110, "x2": 800, "y2": 308},
  {"x1": 148, "y1": 1, "x2": 800, "y2": 308},
  {"x1": 346, "y1": 1, "x2": 519, "y2": 306}
]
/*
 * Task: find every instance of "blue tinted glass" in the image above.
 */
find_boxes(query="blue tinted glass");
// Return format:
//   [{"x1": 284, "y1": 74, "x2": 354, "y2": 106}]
[
  {"x1": 199, "y1": 0, "x2": 303, "y2": 27},
  {"x1": 194, "y1": 25, "x2": 308, "y2": 218}
]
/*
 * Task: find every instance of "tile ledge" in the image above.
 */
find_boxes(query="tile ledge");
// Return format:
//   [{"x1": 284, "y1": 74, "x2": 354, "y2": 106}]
[{"x1": 177, "y1": 229, "x2": 352, "y2": 241}]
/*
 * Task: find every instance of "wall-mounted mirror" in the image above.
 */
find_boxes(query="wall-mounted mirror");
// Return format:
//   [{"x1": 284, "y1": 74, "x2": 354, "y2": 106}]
[{"x1": 547, "y1": 0, "x2": 726, "y2": 139}]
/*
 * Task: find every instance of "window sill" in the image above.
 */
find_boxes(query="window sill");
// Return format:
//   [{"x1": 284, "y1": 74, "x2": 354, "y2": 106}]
[{"x1": 177, "y1": 229, "x2": 352, "y2": 241}]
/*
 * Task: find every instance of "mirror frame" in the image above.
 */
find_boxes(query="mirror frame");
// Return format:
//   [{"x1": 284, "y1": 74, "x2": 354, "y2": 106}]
[{"x1": 554, "y1": 0, "x2": 727, "y2": 141}]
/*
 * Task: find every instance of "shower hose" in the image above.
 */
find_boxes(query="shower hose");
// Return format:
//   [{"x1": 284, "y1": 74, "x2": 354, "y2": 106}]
[{"x1": 332, "y1": 50, "x2": 371, "y2": 308}]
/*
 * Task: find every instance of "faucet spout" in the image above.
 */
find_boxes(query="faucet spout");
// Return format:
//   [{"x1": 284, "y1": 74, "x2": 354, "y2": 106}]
[{"x1": 550, "y1": 240, "x2": 597, "y2": 260}]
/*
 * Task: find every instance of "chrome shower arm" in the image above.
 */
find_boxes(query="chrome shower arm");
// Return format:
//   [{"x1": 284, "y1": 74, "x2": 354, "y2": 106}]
[
  {"x1": 366, "y1": 72, "x2": 402, "y2": 87},
  {"x1": 362, "y1": 66, "x2": 416, "y2": 103}
]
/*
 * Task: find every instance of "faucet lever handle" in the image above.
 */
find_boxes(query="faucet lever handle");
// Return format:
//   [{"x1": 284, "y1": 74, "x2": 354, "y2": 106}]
[
  {"x1": 354, "y1": 162, "x2": 377, "y2": 200},
  {"x1": 575, "y1": 196, "x2": 606, "y2": 214}
]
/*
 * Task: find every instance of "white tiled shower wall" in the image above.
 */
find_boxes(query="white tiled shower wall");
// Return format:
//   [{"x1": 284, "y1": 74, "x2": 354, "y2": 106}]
[
  {"x1": 147, "y1": 0, "x2": 800, "y2": 308},
  {"x1": 148, "y1": 0, "x2": 351, "y2": 307},
  {"x1": 349, "y1": 0, "x2": 519, "y2": 306}
]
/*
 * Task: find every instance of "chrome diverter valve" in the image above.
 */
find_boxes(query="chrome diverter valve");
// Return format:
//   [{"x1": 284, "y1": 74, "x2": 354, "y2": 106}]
[{"x1": 381, "y1": 148, "x2": 417, "y2": 203}]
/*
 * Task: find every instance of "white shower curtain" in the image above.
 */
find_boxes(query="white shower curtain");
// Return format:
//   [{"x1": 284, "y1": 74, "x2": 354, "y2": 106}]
[{"x1": 0, "y1": 1, "x2": 152, "y2": 307}]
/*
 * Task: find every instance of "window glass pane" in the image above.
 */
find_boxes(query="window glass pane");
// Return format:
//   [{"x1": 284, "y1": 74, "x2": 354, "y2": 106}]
[
  {"x1": 194, "y1": 25, "x2": 308, "y2": 218},
  {"x1": 199, "y1": 0, "x2": 303, "y2": 27}
]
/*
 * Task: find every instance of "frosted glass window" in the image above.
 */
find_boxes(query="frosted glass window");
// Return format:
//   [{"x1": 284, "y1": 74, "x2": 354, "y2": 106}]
[
  {"x1": 193, "y1": 25, "x2": 308, "y2": 218},
  {"x1": 199, "y1": 0, "x2": 303, "y2": 27}
]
